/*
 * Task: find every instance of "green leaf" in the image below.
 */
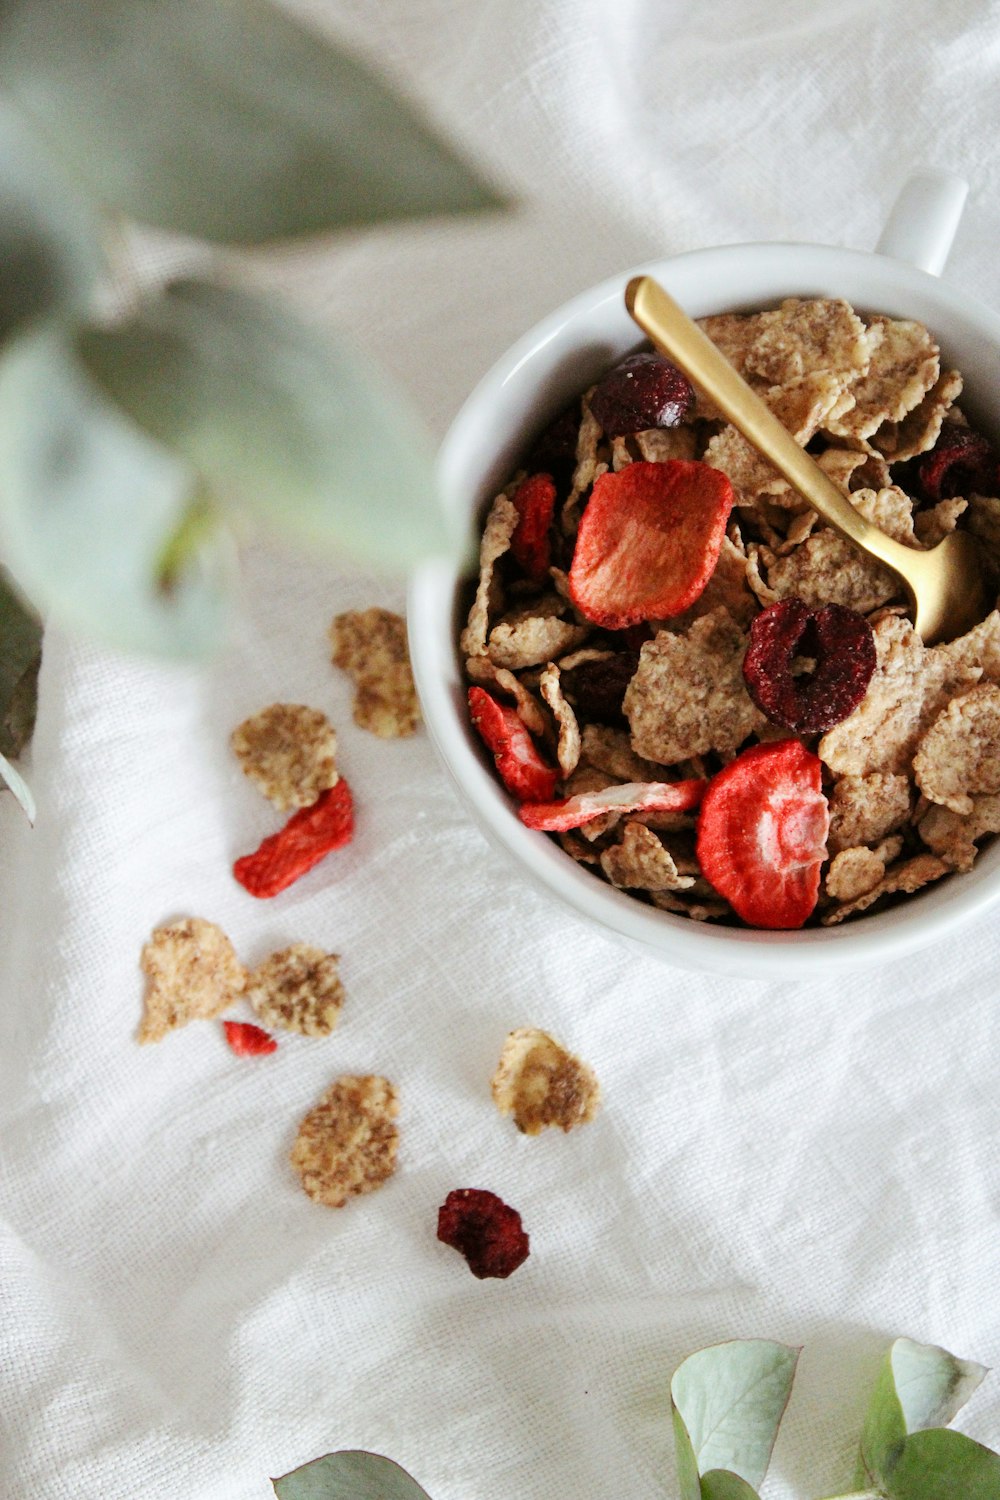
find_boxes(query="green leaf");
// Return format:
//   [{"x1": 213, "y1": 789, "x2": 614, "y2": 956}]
[
  {"x1": 0, "y1": 0, "x2": 504, "y2": 244},
  {"x1": 885, "y1": 1429, "x2": 1000, "y2": 1499},
  {"x1": 856, "y1": 1338, "x2": 988, "y2": 1489},
  {"x1": 0, "y1": 568, "x2": 42, "y2": 758},
  {"x1": 699, "y1": 1470, "x2": 763, "y2": 1500},
  {"x1": 272, "y1": 1449, "x2": 433, "y2": 1500},
  {"x1": 0, "y1": 100, "x2": 103, "y2": 342},
  {"x1": 0, "y1": 746, "x2": 35, "y2": 823},
  {"x1": 78, "y1": 278, "x2": 455, "y2": 569},
  {"x1": 670, "y1": 1339, "x2": 799, "y2": 1498},
  {"x1": 0, "y1": 328, "x2": 232, "y2": 659}
]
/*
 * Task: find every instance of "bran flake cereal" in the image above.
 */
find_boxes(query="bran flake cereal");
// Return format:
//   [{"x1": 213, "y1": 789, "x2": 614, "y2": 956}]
[
  {"x1": 491, "y1": 1028, "x2": 600, "y2": 1135},
  {"x1": 539, "y1": 663, "x2": 582, "y2": 776},
  {"x1": 599, "y1": 820, "x2": 695, "y2": 891},
  {"x1": 913, "y1": 682, "x2": 1000, "y2": 815},
  {"x1": 139, "y1": 917, "x2": 245, "y2": 1043},
  {"x1": 291, "y1": 1075, "x2": 399, "y2": 1207},
  {"x1": 330, "y1": 607, "x2": 420, "y2": 738},
  {"x1": 247, "y1": 943, "x2": 345, "y2": 1037},
  {"x1": 231, "y1": 703, "x2": 339, "y2": 811}
]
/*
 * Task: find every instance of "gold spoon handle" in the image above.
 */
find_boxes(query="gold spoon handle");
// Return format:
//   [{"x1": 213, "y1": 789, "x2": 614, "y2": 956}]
[{"x1": 625, "y1": 275, "x2": 914, "y2": 580}]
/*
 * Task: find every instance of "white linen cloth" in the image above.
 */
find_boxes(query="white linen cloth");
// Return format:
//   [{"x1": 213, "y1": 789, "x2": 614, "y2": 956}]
[{"x1": 3, "y1": 2, "x2": 1000, "y2": 1495}]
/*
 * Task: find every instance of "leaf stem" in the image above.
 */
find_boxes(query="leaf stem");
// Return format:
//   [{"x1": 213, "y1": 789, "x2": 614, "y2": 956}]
[{"x1": 813, "y1": 1491, "x2": 881, "y2": 1499}]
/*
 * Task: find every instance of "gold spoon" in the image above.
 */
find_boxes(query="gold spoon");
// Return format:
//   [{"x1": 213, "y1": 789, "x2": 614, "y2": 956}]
[{"x1": 625, "y1": 274, "x2": 989, "y2": 645}]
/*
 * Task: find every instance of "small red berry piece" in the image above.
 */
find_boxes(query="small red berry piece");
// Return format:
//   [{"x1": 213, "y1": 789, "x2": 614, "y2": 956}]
[
  {"x1": 437, "y1": 1188, "x2": 530, "y2": 1279},
  {"x1": 223, "y1": 1020, "x2": 278, "y2": 1056},
  {"x1": 510, "y1": 472, "x2": 557, "y2": 583},
  {"x1": 696, "y1": 740, "x2": 829, "y2": 929},
  {"x1": 917, "y1": 426, "x2": 998, "y2": 502},
  {"x1": 589, "y1": 352, "x2": 694, "y2": 436},
  {"x1": 561, "y1": 650, "x2": 640, "y2": 725},
  {"x1": 519, "y1": 777, "x2": 706, "y2": 832},
  {"x1": 743, "y1": 599, "x2": 876, "y2": 733},
  {"x1": 569, "y1": 461, "x2": 734, "y2": 629},
  {"x1": 468, "y1": 687, "x2": 559, "y2": 803},
  {"x1": 233, "y1": 779, "x2": 355, "y2": 898}
]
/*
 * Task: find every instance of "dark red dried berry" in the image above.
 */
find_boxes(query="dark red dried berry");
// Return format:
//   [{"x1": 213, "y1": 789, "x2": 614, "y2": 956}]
[
  {"x1": 916, "y1": 425, "x2": 998, "y2": 502},
  {"x1": 561, "y1": 650, "x2": 639, "y2": 724},
  {"x1": 589, "y1": 352, "x2": 694, "y2": 437},
  {"x1": 437, "y1": 1188, "x2": 530, "y2": 1279},
  {"x1": 742, "y1": 599, "x2": 876, "y2": 734}
]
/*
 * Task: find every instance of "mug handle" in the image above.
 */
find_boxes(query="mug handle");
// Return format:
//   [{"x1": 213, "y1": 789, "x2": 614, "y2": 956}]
[{"x1": 875, "y1": 170, "x2": 969, "y2": 276}]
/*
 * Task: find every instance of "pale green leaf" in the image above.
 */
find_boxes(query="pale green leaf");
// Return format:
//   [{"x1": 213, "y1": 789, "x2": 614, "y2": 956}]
[
  {"x1": 0, "y1": 100, "x2": 103, "y2": 341},
  {"x1": 0, "y1": 328, "x2": 232, "y2": 659},
  {"x1": 671, "y1": 1339, "x2": 799, "y2": 1494},
  {"x1": 672, "y1": 1402, "x2": 706, "y2": 1500},
  {"x1": 0, "y1": 0, "x2": 503, "y2": 244},
  {"x1": 78, "y1": 279, "x2": 455, "y2": 569},
  {"x1": 0, "y1": 567, "x2": 42, "y2": 757},
  {"x1": 856, "y1": 1338, "x2": 989, "y2": 1489},
  {"x1": 272, "y1": 1449, "x2": 433, "y2": 1500},
  {"x1": 886, "y1": 1428, "x2": 1000, "y2": 1499},
  {"x1": 700, "y1": 1469, "x2": 763, "y2": 1500},
  {"x1": 0, "y1": 746, "x2": 35, "y2": 823}
]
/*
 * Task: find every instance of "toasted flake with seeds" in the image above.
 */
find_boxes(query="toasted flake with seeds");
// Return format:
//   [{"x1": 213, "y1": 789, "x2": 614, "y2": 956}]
[
  {"x1": 827, "y1": 772, "x2": 912, "y2": 854},
  {"x1": 581, "y1": 723, "x2": 663, "y2": 781},
  {"x1": 330, "y1": 607, "x2": 420, "y2": 738},
  {"x1": 539, "y1": 663, "x2": 582, "y2": 777},
  {"x1": 875, "y1": 369, "x2": 963, "y2": 461},
  {"x1": 460, "y1": 494, "x2": 519, "y2": 656},
  {"x1": 600, "y1": 820, "x2": 695, "y2": 891},
  {"x1": 918, "y1": 792, "x2": 1000, "y2": 871},
  {"x1": 247, "y1": 943, "x2": 344, "y2": 1037},
  {"x1": 914, "y1": 497, "x2": 968, "y2": 548},
  {"x1": 291, "y1": 1075, "x2": 398, "y2": 1207},
  {"x1": 821, "y1": 854, "x2": 948, "y2": 924},
  {"x1": 827, "y1": 316, "x2": 939, "y2": 441},
  {"x1": 466, "y1": 655, "x2": 547, "y2": 736},
  {"x1": 231, "y1": 703, "x2": 338, "y2": 811},
  {"x1": 624, "y1": 608, "x2": 765, "y2": 764},
  {"x1": 913, "y1": 682, "x2": 1000, "y2": 815},
  {"x1": 139, "y1": 917, "x2": 245, "y2": 1044},
  {"x1": 491, "y1": 1028, "x2": 600, "y2": 1135},
  {"x1": 488, "y1": 597, "x2": 589, "y2": 670}
]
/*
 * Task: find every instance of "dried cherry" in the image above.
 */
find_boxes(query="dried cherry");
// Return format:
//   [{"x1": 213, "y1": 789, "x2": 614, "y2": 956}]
[
  {"x1": 742, "y1": 599, "x2": 876, "y2": 734},
  {"x1": 916, "y1": 425, "x2": 998, "y2": 502},
  {"x1": 437, "y1": 1187, "x2": 530, "y2": 1279},
  {"x1": 589, "y1": 352, "x2": 694, "y2": 436},
  {"x1": 561, "y1": 650, "x2": 639, "y2": 725}
]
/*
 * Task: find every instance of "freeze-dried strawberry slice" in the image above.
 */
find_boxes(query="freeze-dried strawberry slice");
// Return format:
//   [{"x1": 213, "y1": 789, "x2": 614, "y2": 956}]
[
  {"x1": 743, "y1": 599, "x2": 876, "y2": 733},
  {"x1": 437, "y1": 1188, "x2": 530, "y2": 1279},
  {"x1": 510, "y1": 472, "x2": 557, "y2": 583},
  {"x1": 696, "y1": 740, "x2": 829, "y2": 929},
  {"x1": 233, "y1": 779, "x2": 355, "y2": 898},
  {"x1": 519, "y1": 777, "x2": 706, "y2": 832},
  {"x1": 917, "y1": 425, "x2": 998, "y2": 502},
  {"x1": 590, "y1": 352, "x2": 694, "y2": 436},
  {"x1": 468, "y1": 687, "x2": 558, "y2": 802},
  {"x1": 223, "y1": 1020, "x2": 278, "y2": 1056},
  {"x1": 569, "y1": 461, "x2": 734, "y2": 629}
]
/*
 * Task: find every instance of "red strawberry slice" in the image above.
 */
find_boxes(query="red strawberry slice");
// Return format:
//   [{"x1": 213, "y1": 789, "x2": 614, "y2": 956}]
[
  {"x1": 223, "y1": 1020, "x2": 278, "y2": 1056},
  {"x1": 510, "y1": 472, "x2": 557, "y2": 583},
  {"x1": 519, "y1": 777, "x2": 706, "y2": 832},
  {"x1": 569, "y1": 460, "x2": 734, "y2": 629},
  {"x1": 468, "y1": 687, "x2": 559, "y2": 802},
  {"x1": 696, "y1": 740, "x2": 829, "y2": 929}
]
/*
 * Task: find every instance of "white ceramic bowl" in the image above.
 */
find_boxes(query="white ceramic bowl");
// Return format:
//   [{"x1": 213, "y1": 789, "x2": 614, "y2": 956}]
[{"x1": 409, "y1": 174, "x2": 1000, "y2": 977}]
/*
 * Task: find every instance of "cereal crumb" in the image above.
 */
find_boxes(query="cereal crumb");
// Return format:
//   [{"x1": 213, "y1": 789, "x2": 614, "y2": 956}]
[
  {"x1": 290, "y1": 1075, "x2": 399, "y2": 1207},
  {"x1": 231, "y1": 703, "x2": 338, "y2": 811},
  {"x1": 139, "y1": 917, "x2": 245, "y2": 1044},
  {"x1": 247, "y1": 943, "x2": 344, "y2": 1036},
  {"x1": 330, "y1": 607, "x2": 421, "y2": 738},
  {"x1": 491, "y1": 1027, "x2": 600, "y2": 1135}
]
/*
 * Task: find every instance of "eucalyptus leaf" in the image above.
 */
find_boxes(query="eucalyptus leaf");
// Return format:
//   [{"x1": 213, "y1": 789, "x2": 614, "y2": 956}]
[
  {"x1": 671, "y1": 1339, "x2": 799, "y2": 1496},
  {"x1": 885, "y1": 1428, "x2": 1000, "y2": 1499},
  {"x1": 0, "y1": 747, "x2": 35, "y2": 823},
  {"x1": 856, "y1": 1338, "x2": 988, "y2": 1489},
  {"x1": 0, "y1": 568, "x2": 41, "y2": 758},
  {"x1": 0, "y1": 328, "x2": 232, "y2": 659},
  {"x1": 272, "y1": 1449, "x2": 433, "y2": 1500},
  {"x1": 699, "y1": 1469, "x2": 763, "y2": 1500},
  {"x1": 0, "y1": 100, "x2": 103, "y2": 342},
  {"x1": 0, "y1": 0, "x2": 503, "y2": 244},
  {"x1": 78, "y1": 279, "x2": 456, "y2": 569}
]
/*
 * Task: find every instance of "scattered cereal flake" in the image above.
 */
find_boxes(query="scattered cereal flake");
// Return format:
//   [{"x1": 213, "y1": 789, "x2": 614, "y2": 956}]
[
  {"x1": 814, "y1": 446, "x2": 871, "y2": 491},
  {"x1": 651, "y1": 890, "x2": 730, "y2": 921},
  {"x1": 827, "y1": 316, "x2": 939, "y2": 441},
  {"x1": 913, "y1": 497, "x2": 968, "y2": 548},
  {"x1": 625, "y1": 608, "x2": 764, "y2": 765},
  {"x1": 745, "y1": 544, "x2": 779, "y2": 606},
  {"x1": 491, "y1": 1027, "x2": 600, "y2": 1135},
  {"x1": 488, "y1": 595, "x2": 590, "y2": 670},
  {"x1": 743, "y1": 298, "x2": 870, "y2": 388},
  {"x1": 827, "y1": 772, "x2": 912, "y2": 854},
  {"x1": 851, "y1": 485, "x2": 918, "y2": 545},
  {"x1": 466, "y1": 655, "x2": 548, "y2": 737},
  {"x1": 560, "y1": 395, "x2": 604, "y2": 533},
  {"x1": 247, "y1": 943, "x2": 345, "y2": 1037},
  {"x1": 913, "y1": 682, "x2": 1000, "y2": 815},
  {"x1": 825, "y1": 845, "x2": 891, "y2": 903},
  {"x1": 330, "y1": 607, "x2": 421, "y2": 738},
  {"x1": 539, "y1": 662, "x2": 582, "y2": 777},
  {"x1": 290, "y1": 1075, "x2": 399, "y2": 1208},
  {"x1": 460, "y1": 494, "x2": 519, "y2": 657},
  {"x1": 634, "y1": 426, "x2": 698, "y2": 463},
  {"x1": 230, "y1": 703, "x2": 339, "y2": 811},
  {"x1": 966, "y1": 495, "x2": 1000, "y2": 574},
  {"x1": 767, "y1": 528, "x2": 898, "y2": 616},
  {"x1": 600, "y1": 820, "x2": 695, "y2": 891},
  {"x1": 139, "y1": 917, "x2": 245, "y2": 1044},
  {"x1": 581, "y1": 723, "x2": 663, "y2": 782},
  {"x1": 703, "y1": 424, "x2": 787, "y2": 508},
  {"x1": 557, "y1": 647, "x2": 616, "y2": 672},
  {"x1": 777, "y1": 509, "x2": 819, "y2": 553},
  {"x1": 611, "y1": 435, "x2": 633, "y2": 471},
  {"x1": 875, "y1": 369, "x2": 963, "y2": 461},
  {"x1": 821, "y1": 854, "x2": 948, "y2": 925},
  {"x1": 918, "y1": 792, "x2": 1000, "y2": 871}
]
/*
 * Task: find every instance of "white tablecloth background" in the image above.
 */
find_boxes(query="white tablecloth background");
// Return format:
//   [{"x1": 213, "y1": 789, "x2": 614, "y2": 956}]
[{"x1": 3, "y1": 2, "x2": 1000, "y2": 1496}]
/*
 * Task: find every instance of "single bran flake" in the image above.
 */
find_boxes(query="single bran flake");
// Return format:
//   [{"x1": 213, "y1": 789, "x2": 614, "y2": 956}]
[
  {"x1": 330, "y1": 607, "x2": 421, "y2": 738},
  {"x1": 291, "y1": 1075, "x2": 399, "y2": 1207},
  {"x1": 139, "y1": 917, "x2": 245, "y2": 1044},
  {"x1": 231, "y1": 703, "x2": 339, "y2": 811},
  {"x1": 247, "y1": 943, "x2": 345, "y2": 1037},
  {"x1": 491, "y1": 1027, "x2": 600, "y2": 1135},
  {"x1": 913, "y1": 683, "x2": 1000, "y2": 816}
]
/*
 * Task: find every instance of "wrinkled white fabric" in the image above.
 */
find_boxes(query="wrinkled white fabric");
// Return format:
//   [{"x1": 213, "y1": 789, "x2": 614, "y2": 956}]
[{"x1": 3, "y1": 2, "x2": 1000, "y2": 1496}]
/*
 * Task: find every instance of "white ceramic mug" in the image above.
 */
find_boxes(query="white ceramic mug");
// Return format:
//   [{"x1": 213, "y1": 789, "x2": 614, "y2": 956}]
[{"x1": 408, "y1": 172, "x2": 1000, "y2": 978}]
